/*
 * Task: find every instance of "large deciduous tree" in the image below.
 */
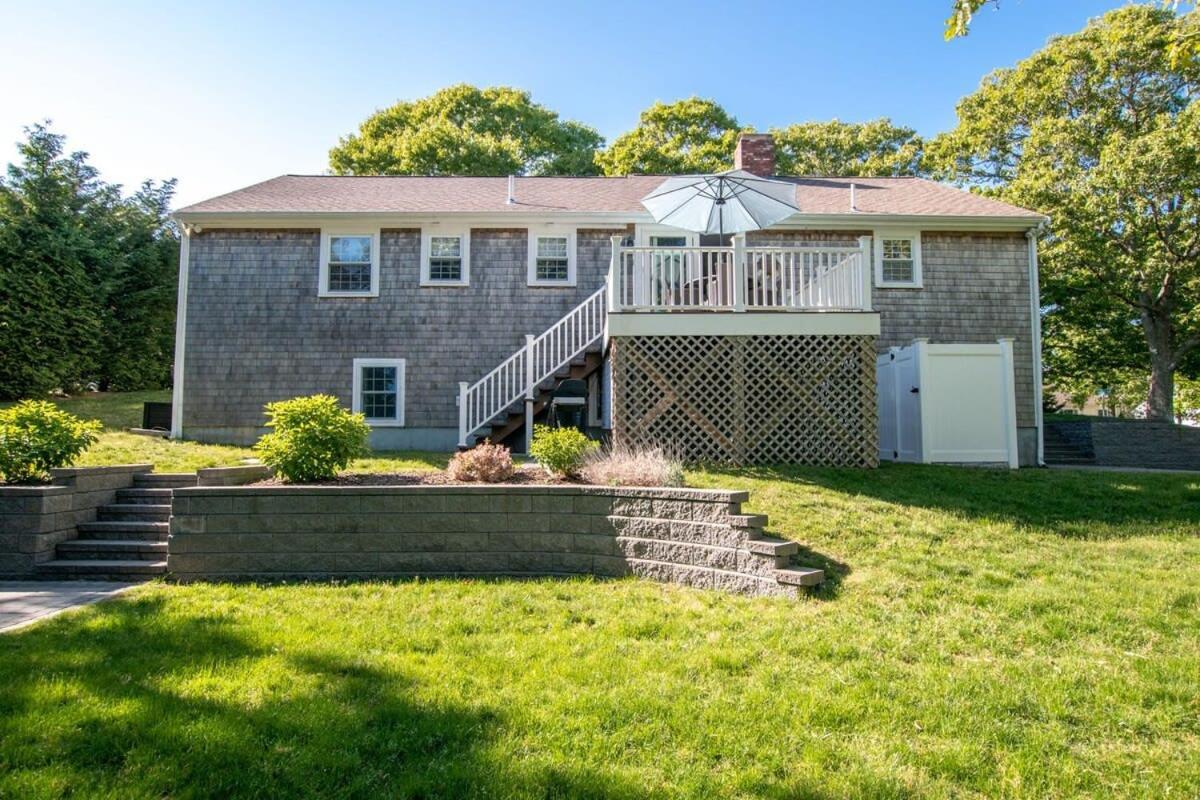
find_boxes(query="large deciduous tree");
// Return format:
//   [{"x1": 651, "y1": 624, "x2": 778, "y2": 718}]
[
  {"x1": 328, "y1": 85, "x2": 603, "y2": 176},
  {"x1": 595, "y1": 98, "x2": 741, "y2": 175},
  {"x1": 770, "y1": 119, "x2": 925, "y2": 176},
  {"x1": 0, "y1": 123, "x2": 178, "y2": 399},
  {"x1": 929, "y1": 5, "x2": 1200, "y2": 421}
]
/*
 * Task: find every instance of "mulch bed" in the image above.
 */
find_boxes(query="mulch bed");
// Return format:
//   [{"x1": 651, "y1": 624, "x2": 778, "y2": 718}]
[{"x1": 252, "y1": 465, "x2": 577, "y2": 487}]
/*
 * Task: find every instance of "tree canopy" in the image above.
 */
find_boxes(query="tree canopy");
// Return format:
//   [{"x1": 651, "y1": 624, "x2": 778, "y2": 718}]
[
  {"x1": 595, "y1": 98, "x2": 742, "y2": 175},
  {"x1": 770, "y1": 119, "x2": 925, "y2": 176},
  {"x1": 328, "y1": 85, "x2": 603, "y2": 176},
  {"x1": 0, "y1": 123, "x2": 178, "y2": 399},
  {"x1": 929, "y1": 5, "x2": 1200, "y2": 420}
]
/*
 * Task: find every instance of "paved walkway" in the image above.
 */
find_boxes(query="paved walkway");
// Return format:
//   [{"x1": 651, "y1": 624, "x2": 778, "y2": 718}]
[{"x1": 0, "y1": 581, "x2": 135, "y2": 633}]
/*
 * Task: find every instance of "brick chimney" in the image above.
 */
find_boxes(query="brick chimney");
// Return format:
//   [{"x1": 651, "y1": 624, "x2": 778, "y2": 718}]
[{"x1": 733, "y1": 133, "x2": 775, "y2": 177}]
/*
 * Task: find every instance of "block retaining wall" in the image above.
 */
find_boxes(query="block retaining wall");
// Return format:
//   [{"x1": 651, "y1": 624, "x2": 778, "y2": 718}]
[
  {"x1": 1047, "y1": 418, "x2": 1200, "y2": 470},
  {"x1": 0, "y1": 464, "x2": 151, "y2": 578},
  {"x1": 168, "y1": 485, "x2": 823, "y2": 598}
]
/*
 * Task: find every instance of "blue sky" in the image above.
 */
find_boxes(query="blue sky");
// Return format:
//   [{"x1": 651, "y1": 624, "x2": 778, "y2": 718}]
[{"x1": 1, "y1": 0, "x2": 1120, "y2": 207}]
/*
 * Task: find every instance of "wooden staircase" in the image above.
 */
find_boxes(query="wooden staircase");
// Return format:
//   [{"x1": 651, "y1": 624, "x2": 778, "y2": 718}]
[{"x1": 482, "y1": 350, "x2": 604, "y2": 445}]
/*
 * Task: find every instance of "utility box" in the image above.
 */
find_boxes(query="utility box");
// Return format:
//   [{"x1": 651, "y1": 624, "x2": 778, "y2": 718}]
[{"x1": 876, "y1": 339, "x2": 1020, "y2": 468}]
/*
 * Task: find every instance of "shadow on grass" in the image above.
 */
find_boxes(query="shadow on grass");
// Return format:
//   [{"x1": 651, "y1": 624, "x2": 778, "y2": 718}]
[
  {"x1": 726, "y1": 462, "x2": 1200, "y2": 539},
  {"x1": 0, "y1": 592, "x2": 644, "y2": 799}
]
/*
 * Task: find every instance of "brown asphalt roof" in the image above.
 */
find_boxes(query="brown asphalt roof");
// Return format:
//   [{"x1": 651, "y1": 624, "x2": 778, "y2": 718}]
[{"x1": 176, "y1": 174, "x2": 1043, "y2": 220}]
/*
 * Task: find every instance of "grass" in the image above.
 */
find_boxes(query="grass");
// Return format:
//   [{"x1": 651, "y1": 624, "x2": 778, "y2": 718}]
[
  {"x1": 1, "y1": 391, "x2": 449, "y2": 475},
  {"x1": 1, "y1": 462, "x2": 1198, "y2": 797}
]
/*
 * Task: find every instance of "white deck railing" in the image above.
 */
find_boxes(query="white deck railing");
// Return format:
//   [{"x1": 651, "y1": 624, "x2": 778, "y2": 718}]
[
  {"x1": 458, "y1": 287, "x2": 606, "y2": 447},
  {"x1": 608, "y1": 235, "x2": 872, "y2": 312}
]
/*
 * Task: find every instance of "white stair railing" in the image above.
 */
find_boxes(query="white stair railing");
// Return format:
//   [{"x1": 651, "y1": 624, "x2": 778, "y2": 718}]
[{"x1": 458, "y1": 286, "x2": 607, "y2": 447}]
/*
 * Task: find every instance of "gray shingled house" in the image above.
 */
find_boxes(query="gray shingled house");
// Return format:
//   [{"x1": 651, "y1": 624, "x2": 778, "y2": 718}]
[{"x1": 171, "y1": 134, "x2": 1048, "y2": 466}]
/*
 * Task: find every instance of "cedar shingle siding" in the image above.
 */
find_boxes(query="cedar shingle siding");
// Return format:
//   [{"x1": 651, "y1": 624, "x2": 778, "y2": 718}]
[
  {"x1": 182, "y1": 228, "x2": 615, "y2": 447},
  {"x1": 183, "y1": 227, "x2": 1036, "y2": 460}
]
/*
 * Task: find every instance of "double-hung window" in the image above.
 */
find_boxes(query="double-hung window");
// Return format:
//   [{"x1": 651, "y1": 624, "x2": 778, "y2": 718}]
[
  {"x1": 873, "y1": 231, "x2": 923, "y2": 288},
  {"x1": 319, "y1": 231, "x2": 380, "y2": 297},
  {"x1": 528, "y1": 228, "x2": 576, "y2": 286},
  {"x1": 352, "y1": 358, "x2": 405, "y2": 426},
  {"x1": 420, "y1": 229, "x2": 470, "y2": 286}
]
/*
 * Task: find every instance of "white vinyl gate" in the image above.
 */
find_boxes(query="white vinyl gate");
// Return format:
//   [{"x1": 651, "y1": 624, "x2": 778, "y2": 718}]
[{"x1": 876, "y1": 338, "x2": 1020, "y2": 468}]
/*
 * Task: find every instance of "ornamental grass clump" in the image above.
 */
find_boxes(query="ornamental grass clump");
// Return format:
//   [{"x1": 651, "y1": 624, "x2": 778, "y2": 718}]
[
  {"x1": 579, "y1": 444, "x2": 685, "y2": 487},
  {"x1": 0, "y1": 401, "x2": 102, "y2": 484},
  {"x1": 253, "y1": 395, "x2": 369, "y2": 482},
  {"x1": 446, "y1": 442, "x2": 515, "y2": 483},
  {"x1": 528, "y1": 424, "x2": 597, "y2": 478}
]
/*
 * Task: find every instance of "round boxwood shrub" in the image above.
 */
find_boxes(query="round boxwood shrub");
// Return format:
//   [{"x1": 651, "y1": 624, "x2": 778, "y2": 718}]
[
  {"x1": 0, "y1": 400, "x2": 102, "y2": 484},
  {"x1": 529, "y1": 424, "x2": 597, "y2": 478},
  {"x1": 253, "y1": 395, "x2": 369, "y2": 482}
]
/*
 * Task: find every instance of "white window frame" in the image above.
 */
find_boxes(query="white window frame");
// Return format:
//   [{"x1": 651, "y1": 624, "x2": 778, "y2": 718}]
[
  {"x1": 527, "y1": 227, "x2": 577, "y2": 287},
  {"x1": 873, "y1": 230, "x2": 923, "y2": 289},
  {"x1": 634, "y1": 223, "x2": 699, "y2": 248},
  {"x1": 419, "y1": 227, "x2": 471, "y2": 287},
  {"x1": 319, "y1": 229, "x2": 380, "y2": 298},
  {"x1": 352, "y1": 358, "x2": 406, "y2": 427}
]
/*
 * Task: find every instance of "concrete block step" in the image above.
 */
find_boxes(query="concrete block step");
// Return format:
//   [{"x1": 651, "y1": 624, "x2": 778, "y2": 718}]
[
  {"x1": 36, "y1": 559, "x2": 166, "y2": 578},
  {"x1": 97, "y1": 504, "x2": 171, "y2": 522},
  {"x1": 773, "y1": 567, "x2": 824, "y2": 587},
  {"x1": 57, "y1": 539, "x2": 167, "y2": 560},
  {"x1": 133, "y1": 473, "x2": 198, "y2": 489},
  {"x1": 76, "y1": 521, "x2": 170, "y2": 540},
  {"x1": 116, "y1": 487, "x2": 174, "y2": 504},
  {"x1": 744, "y1": 537, "x2": 799, "y2": 557}
]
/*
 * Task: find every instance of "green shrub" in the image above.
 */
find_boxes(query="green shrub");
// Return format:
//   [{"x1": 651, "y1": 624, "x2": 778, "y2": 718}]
[
  {"x1": 529, "y1": 425, "x2": 597, "y2": 477},
  {"x1": 253, "y1": 395, "x2": 369, "y2": 482},
  {"x1": 0, "y1": 401, "x2": 102, "y2": 483}
]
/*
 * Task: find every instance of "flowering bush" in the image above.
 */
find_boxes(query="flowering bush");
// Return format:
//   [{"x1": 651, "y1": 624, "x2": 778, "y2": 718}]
[
  {"x1": 528, "y1": 425, "x2": 597, "y2": 477},
  {"x1": 447, "y1": 441, "x2": 515, "y2": 482},
  {"x1": 253, "y1": 395, "x2": 369, "y2": 482},
  {"x1": 579, "y1": 444, "x2": 685, "y2": 487},
  {"x1": 0, "y1": 401, "x2": 102, "y2": 484}
]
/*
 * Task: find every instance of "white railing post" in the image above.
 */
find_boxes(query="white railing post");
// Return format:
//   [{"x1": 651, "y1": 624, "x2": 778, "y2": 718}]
[
  {"x1": 858, "y1": 235, "x2": 873, "y2": 311},
  {"x1": 457, "y1": 381, "x2": 469, "y2": 448},
  {"x1": 732, "y1": 234, "x2": 747, "y2": 312},
  {"x1": 524, "y1": 334, "x2": 536, "y2": 400},
  {"x1": 608, "y1": 235, "x2": 624, "y2": 312}
]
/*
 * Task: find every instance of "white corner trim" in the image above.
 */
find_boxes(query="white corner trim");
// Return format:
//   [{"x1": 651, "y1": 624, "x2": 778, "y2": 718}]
[
  {"x1": 527, "y1": 225, "x2": 577, "y2": 287},
  {"x1": 319, "y1": 229, "x2": 380, "y2": 298},
  {"x1": 352, "y1": 357, "x2": 406, "y2": 427},
  {"x1": 170, "y1": 228, "x2": 191, "y2": 439},
  {"x1": 1027, "y1": 227, "x2": 1045, "y2": 466},
  {"x1": 419, "y1": 226, "x2": 471, "y2": 287},
  {"x1": 872, "y1": 229, "x2": 923, "y2": 289}
]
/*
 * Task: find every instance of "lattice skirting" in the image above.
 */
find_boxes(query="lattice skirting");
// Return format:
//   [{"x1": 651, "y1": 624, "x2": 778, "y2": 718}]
[{"x1": 611, "y1": 334, "x2": 878, "y2": 467}]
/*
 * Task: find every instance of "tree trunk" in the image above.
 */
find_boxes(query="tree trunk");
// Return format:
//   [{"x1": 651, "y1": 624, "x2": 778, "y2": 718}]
[{"x1": 1143, "y1": 309, "x2": 1176, "y2": 422}]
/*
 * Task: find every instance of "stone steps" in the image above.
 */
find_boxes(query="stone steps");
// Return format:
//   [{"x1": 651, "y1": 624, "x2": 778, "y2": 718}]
[
  {"x1": 115, "y1": 487, "x2": 174, "y2": 505},
  {"x1": 56, "y1": 539, "x2": 168, "y2": 560},
  {"x1": 97, "y1": 504, "x2": 172, "y2": 522},
  {"x1": 76, "y1": 520, "x2": 170, "y2": 540},
  {"x1": 35, "y1": 559, "x2": 168, "y2": 580},
  {"x1": 133, "y1": 473, "x2": 198, "y2": 489}
]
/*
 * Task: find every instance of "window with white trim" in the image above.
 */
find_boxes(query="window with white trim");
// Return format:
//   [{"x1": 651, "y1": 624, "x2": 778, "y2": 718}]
[
  {"x1": 527, "y1": 228, "x2": 577, "y2": 286},
  {"x1": 873, "y1": 231, "x2": 923, "y2": 288},
  {"x1": 352, "y1": 358, "x2": 405, "y2": 426},
  {"x1": 319, "y1": 231, "x2": 380, "y2": 297},
  {"x1": 420, "y1": 229, "x2": 470, "y2": 286}
]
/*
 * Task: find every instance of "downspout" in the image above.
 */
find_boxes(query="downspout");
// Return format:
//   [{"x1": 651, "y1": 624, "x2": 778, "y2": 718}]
[
  {"x1": 1026, "y1": 225, "x2": 1045, "y2": 466},
  {"x1": 170, "y1": 223, "x2": 192, "y2": 439}
]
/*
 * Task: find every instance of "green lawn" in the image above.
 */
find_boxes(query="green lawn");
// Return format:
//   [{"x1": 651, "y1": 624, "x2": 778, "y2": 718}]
[
  {"x1": 2, "y1": 391, "x2": 449, "y2": 475},
  {"x1": 2, "y1": 464, "x2": 1198, "y2": 798}
]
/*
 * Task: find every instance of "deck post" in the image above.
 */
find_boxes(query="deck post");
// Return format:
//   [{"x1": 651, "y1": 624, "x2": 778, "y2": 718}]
[
  {"x1": 524, "y1": 334, "x2": 536, "y2": 400},
  {"x1": 608, "y1": 235, "x2": 624, "y2": 312},
  {"x1": 457, "y1": 381, "x2": 469, "y2": 449},
  {"x1": 858, "y1": 235, "x2": 873, "y2": 311},
  {"x1": 732, "y1": 234, "x2": 747, "y2": 311}
]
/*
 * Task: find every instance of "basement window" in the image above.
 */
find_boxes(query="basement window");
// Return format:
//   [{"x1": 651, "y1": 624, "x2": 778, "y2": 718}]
[
  {"x1": 320, "y1": 231, "x2": 380, "y2": 297},
  {"x1": 528, "y1": 228, "x2": 577, "y2": 286},
  {"x1": 420, "y1": 229, "x2": 470, "y2": 286},
  {"x1": 874, "y1": 231, "x2": 923, "y2": 289},
  {"x1": 352, "y1": 358, "x2": 405, "y2": 426}
]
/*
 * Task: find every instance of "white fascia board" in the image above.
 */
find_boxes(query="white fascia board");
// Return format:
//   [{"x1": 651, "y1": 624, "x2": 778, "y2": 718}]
[
  {"x1": 773, "y1": 213, "x2": 1049, "y2": 231},
  {"x1": 608, "y1": 311, "x2": 881, "y2": 337}
]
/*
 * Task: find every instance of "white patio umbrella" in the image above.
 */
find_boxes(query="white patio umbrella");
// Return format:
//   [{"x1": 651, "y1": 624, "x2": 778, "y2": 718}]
[{"x1": 640, "y1": 170, "x2": 799, "y2": 235}]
